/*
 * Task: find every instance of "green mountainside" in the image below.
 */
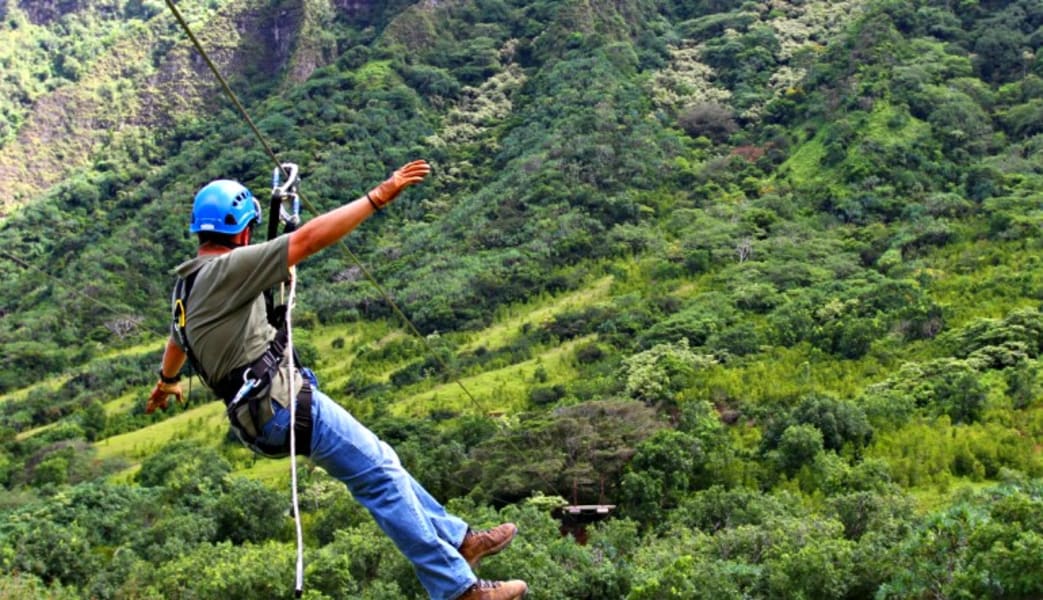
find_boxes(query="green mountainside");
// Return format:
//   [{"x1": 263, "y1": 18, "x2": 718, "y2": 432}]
[{"x1": 1, "y1": 0, "x2": 1043, "y2": 597}]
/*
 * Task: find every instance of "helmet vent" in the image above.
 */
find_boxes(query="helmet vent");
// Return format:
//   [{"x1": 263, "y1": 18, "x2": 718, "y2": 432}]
[{"x1": 224, "y1": 214, "x2": 238, "y2": 225}]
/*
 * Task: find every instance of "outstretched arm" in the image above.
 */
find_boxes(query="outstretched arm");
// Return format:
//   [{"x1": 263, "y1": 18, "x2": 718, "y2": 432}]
[{"x1": 287, "y1": 160, "x2": 430, "y2": 266}]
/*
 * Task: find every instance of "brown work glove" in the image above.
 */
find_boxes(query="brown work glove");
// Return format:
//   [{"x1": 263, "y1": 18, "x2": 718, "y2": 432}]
[
  {"x1": 146, "y1": 380, "x2": 183, "y2": 414},
  {"x1": 367, "y1": 160, "x2": 431, "y2": 209}
]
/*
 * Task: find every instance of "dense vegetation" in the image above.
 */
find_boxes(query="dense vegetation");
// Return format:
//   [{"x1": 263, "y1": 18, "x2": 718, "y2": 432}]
[{"x1": 1, "y1": 0, "x2": 1042, "y2": 597}]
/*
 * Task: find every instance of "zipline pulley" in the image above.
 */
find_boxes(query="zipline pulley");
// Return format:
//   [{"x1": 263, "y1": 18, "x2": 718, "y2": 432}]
[{"x1": 272, "y1": 162, "x2": 301, "y2": 230}]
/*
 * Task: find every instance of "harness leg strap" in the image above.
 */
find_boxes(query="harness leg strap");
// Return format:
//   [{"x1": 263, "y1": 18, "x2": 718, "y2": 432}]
[{"x1": 227, "y1": 382, "x2": 313, "y2": 458}]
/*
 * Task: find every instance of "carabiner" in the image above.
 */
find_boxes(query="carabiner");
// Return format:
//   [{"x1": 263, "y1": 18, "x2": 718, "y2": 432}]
[
  {"x1": 271, "y1": 163, "x2": 300, "y2": 200},
  {"x1": 228, "y1": 374, "x2": 259, "y2": 410}
]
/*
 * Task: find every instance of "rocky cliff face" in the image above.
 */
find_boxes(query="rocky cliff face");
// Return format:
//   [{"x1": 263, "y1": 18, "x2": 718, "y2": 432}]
[
  {"x1": 0, "y1": 0, "x2": 358, "y2": 211},
  {"x1": 2, "y1": 0, "x2": 292, "y2": 209}
]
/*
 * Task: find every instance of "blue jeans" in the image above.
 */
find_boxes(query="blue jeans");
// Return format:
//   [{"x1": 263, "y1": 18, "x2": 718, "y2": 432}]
[{"x1": 259, "y1": 388, "x2": 475, "y2": 600}]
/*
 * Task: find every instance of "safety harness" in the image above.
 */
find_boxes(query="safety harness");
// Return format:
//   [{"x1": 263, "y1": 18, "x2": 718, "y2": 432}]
[{"x1": 172, "y1": 269, "x2": 312, "y2": 457}]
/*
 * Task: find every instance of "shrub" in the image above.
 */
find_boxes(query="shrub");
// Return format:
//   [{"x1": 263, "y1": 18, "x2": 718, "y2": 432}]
[
  {"x1": 529, "y1": 384, "x2": 566, "y2": 406},
  {"x1": 678, "y1": 102, "x2": 738, "y2": 141}
]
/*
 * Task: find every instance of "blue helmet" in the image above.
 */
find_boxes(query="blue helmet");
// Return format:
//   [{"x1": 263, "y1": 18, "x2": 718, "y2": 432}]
[{"x1": 189, "y1": 180, "x2": 262, "y2": 235}]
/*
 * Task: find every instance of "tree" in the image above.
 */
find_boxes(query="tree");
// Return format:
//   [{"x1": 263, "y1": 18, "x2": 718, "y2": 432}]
[
  {"x1": 619, "y1": 429, "x2": 705, "y2": 525},
  {"x1": 678, "y1": 102, "x2": 737, "y2": 141},
  {"x1": 1006, "y1": 362, "x2": 1039, "y2": 409},
  {"x1": 136, "y1": 440, "x2": 233, "y2": 511},
  {"x1": 926, "y1": 89, "x2": 992, "y2": 158},
  {"x1": 621, "y1": 340, "x2": 716, "y2": 409},
  {"x1": 860, "y1": 357, "x2": 989, "y2": 425},
  {"x1": 464, "y1": 400, "x2": 664, "y2": 503},
  {"x1": 877, "y1": 487, "x2": 1043, "y2": 599},
  {"x1": 80, "y1": 401, "x2": 106, "y2": 442},
  {"x1": 215, "y1": 476, "x2": 287, "y2": 545},
  {"x1": 791, "y1": 395, "x2": 873, "y2": 453},
  {"x1": 974, "y1": 27, "x2": 1027, "y2": 83},
  {"x1": 628, "y1": 555, "x2": 745, "y2": 600},
  {"x1": 1, "y1": 520, "x2": 96, "y2": 587},
  {"x1": 774, "y1": 424, "x2": 824, "y2": 475},
  {"x1": 764, "y1": 536, "x2": 856, "y2": 599}
]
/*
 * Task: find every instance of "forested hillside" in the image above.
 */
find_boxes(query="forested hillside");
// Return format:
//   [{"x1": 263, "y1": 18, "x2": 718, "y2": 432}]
[{"x1": 1, "y1": 0, "x2": 1043, "y2": 598}]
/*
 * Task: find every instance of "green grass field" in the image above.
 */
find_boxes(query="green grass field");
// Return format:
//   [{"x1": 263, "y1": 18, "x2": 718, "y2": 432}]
[
  {"x1": 391, "y1": 336, "x2": 590, "y2": 418},
  {"x1": 460, "y1": 276, "x2": 613, "y2": 352},
  {"x1": 94, "y1": 401, "x2": 226, "y2": 463}
]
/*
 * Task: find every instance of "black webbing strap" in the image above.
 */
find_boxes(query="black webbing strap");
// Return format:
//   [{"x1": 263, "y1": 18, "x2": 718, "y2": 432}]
[
  {"x1": 212, "y1": 328, "x2": 289, "y2": 401},
  {"x1": 172, "y1": 271, "x2": 210, "y2": 384},
  {"x1": 295, "y1": 383, "x2": 313, "y2": 454}
]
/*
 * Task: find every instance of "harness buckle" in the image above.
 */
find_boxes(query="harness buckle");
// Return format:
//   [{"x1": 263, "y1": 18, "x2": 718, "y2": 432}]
[{"x1": 174, "y1": 299, "x2": 186, "y2": 327}]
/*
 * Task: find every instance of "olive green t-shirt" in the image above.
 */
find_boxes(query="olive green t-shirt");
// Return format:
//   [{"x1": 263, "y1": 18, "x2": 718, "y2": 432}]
[{"x1": 173, "y1": 236, "x2": 299, "y2": 401}]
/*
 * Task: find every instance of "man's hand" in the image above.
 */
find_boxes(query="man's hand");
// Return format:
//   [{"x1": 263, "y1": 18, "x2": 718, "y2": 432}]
[
  {"x1": 146, "y1": 380, "x2": 183, "y2": 414},
  {"x1": 367, "y1": 160, "x2": 431, "y2": 208},
  {"x1": 288, "y1": 160, "x2": 432, "y2": 266}
]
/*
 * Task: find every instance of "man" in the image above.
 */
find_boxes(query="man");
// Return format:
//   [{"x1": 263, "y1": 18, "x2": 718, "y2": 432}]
[{"x1": 147, "y1": 160, "x2": 528, "y2": 600}]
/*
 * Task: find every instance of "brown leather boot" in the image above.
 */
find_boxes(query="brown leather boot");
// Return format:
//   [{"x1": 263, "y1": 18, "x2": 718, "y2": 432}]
[
  {"x1": 458, "y1": 523, "x2": 518, "y2": 567},
  {"x1": 457, "y1": 579, "x2": 528, "y2": 600}
]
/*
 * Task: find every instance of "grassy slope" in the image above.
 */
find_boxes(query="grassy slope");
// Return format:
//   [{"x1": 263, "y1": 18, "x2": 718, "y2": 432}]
[{"x1": 390, "y1": 335, "x2": 590, "y2": 418}]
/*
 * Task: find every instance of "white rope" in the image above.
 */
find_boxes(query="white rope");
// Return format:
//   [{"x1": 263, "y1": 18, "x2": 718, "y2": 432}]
[{"x1": 283, "y1": 268, "x2": 305, "y2": 596}]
